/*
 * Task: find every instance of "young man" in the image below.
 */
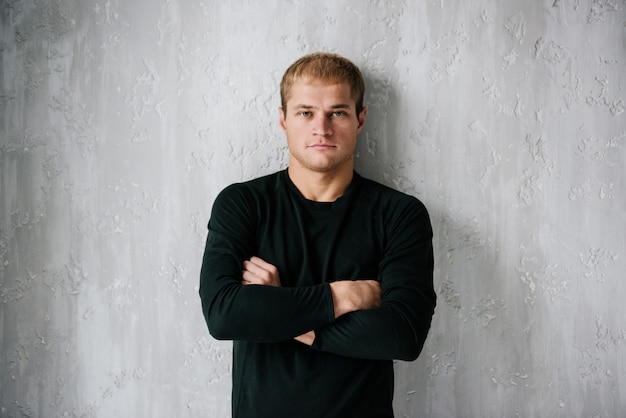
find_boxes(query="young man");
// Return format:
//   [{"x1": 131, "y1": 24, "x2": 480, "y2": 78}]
[{"x1": 199, "y1": 52, "x2": 435, "y2": 418}]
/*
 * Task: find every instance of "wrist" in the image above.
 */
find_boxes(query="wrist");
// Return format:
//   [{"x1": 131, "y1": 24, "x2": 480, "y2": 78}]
[
  {"x1": 329, "y1": 281, "x2": 356, "y2": 318},
  {"x1": 329, "y1": 280, "x2": 381, "y2": 319}
]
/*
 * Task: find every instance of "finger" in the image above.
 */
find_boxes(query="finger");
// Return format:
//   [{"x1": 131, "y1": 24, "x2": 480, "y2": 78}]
[
  {"x1": 244, "y1": 258, "x2": 278, "y2": 279},
  {"x1": 243, "y1": 260, "x2": 267, "y2": 278},
  {"x1": 242, "y1": 257, "x2": 281, "y2": 287},
  {"x1": 242, "y1": 269, "x2": 261, "y2": 284},
  {"x1": 242, "y1": 276, "x2": 263, "y2": 285},
  {"x1": 248, "y1": 256, "x2": 275, "y2": 271}
]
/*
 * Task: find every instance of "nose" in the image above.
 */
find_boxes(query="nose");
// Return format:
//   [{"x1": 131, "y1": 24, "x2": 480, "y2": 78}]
[{"x1": 312, "y1": 115, "x2": 332, "y2": 136}]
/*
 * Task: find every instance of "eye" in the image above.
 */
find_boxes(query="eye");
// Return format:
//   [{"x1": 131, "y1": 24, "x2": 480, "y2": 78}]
[
  {"x1": 298, "y1": 111, "x2": 312, "y2": 118},
  {"x1": 332, "y1": 111, "x2": 346, "y2": 117}
]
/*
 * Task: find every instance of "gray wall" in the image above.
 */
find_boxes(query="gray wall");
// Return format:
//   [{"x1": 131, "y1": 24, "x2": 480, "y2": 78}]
[{"x1": 1, "y1": 1, "x2": 625, "y2": 417}]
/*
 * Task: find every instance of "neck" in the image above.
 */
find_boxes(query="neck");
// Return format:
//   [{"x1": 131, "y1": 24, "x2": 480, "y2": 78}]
[{"x1": 287, "y1": 164, "x2": 354, "y2": 202}]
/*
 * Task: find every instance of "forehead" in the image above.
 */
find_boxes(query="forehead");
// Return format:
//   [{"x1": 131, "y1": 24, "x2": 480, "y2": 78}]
[{"x1": 286, "y1": 78, "x2": 355, "y2": 106}]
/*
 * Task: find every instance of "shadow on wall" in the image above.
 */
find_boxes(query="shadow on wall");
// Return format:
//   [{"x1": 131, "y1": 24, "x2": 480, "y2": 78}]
[
  {"x1": 357, "y1": 69, "x2": 432, "y2": 201},
  {"x1": 356, "y1": 71, "x2": 400, "y2": 183},
  {"x1": 357, "y1": 69, "x2": 517, "y2": 416}
]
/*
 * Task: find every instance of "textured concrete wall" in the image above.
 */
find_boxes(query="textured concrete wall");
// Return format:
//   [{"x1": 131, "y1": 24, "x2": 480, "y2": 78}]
[{"x1": 1, "y1": 1, "x2": 625, "y2": 417}]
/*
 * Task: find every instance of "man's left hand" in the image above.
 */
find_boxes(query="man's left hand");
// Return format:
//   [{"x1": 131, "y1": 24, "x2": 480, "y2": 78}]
[{"x1": 242, "y1": 256, "x2": 281, "y2": 287}]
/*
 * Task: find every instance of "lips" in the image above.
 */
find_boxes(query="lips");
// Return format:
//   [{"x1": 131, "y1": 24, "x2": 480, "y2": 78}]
[{"x1": 308, "y1": 143, "x2": 336, "y2": 149}]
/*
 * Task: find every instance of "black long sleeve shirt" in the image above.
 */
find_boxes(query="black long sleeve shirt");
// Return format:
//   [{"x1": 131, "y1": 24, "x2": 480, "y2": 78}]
[{"x1": 199, "y1": 170, "x2": 435, "y2": 418}]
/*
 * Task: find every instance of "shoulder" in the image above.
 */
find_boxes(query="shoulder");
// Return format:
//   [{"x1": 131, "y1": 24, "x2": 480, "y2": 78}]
[
  {"x1": 212, "y1": 171, "x2": 284, "y2": 213},
  {"x1": 217, "y1": 171, "x2": 283, "y2": 199},
  {"x1": 357, "y1": 174, "x2": 428, "y2": 213},
  {"x1": 355, "y1": 174, "x2": 432, "y2": 235}
]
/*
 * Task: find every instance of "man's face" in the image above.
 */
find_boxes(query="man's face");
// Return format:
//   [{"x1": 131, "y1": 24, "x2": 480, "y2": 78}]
[{"x1": 279, "y1": 78, "x2": 367, "y2": 175}]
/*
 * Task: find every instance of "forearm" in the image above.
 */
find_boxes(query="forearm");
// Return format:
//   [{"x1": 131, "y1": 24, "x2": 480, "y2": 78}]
[
  {"x1": 311, "y1": 304, "x2": 432, "y2": 361},
  {"x1": 311, "y1": 260, "x2": 435, "y2": 360},
  {"x1": 201, "y1": 277, "x2": 335, "y2": 343}
]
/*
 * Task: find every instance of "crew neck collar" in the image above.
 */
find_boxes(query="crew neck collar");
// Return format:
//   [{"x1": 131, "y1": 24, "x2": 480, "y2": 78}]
[{"x1": 281, "y1": 169, "x2": 360, "y2": 208}]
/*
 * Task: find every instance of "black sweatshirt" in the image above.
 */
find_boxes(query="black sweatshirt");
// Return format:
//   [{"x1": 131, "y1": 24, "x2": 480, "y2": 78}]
[{"x1": 200, "y1": 170, "x2": 435, "y2": 418}]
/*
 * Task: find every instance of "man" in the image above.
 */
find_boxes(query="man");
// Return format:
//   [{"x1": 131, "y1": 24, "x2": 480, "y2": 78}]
[{"x1": 199, "y1": 52, "x2": 435, "y2": 418}]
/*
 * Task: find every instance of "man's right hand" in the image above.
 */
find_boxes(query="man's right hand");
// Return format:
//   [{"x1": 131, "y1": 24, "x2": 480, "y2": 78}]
[{"x1": 329, "y1": 280, "x2": 381, "y2": 319}]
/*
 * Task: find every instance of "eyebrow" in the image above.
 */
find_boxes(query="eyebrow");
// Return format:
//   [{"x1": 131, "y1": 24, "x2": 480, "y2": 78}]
[{"x1": 292, "y1": 104, "x2": 352, "y2": 110}]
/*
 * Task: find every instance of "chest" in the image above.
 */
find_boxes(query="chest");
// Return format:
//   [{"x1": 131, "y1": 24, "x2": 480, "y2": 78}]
[{"x1": 255, "y1": 199, "x2": 385, "y2": 285}]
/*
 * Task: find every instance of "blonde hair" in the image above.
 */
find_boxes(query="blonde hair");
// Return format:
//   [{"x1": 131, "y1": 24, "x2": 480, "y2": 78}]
[{"x1": 280, "y1": 52, "x2": 365, "y2": 115}]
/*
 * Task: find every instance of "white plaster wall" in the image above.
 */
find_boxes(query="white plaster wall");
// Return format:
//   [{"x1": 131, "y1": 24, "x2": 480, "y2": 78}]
[{"x1": 1, "y1": 1, "x2": 625, "y2": 416}]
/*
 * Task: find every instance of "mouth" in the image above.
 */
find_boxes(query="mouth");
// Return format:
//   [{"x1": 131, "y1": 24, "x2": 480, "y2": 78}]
[{"x1": 308, "y1": 143, "x2": 336, "y2": 149}]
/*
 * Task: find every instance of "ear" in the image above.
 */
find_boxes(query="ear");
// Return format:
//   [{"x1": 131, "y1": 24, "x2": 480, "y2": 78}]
[
  {"x1": 356, "y1": 106, "x2": 367, "y2": 133},
  {"x1": 279, "y1": 106, "x2": 287, "y2": 132}
]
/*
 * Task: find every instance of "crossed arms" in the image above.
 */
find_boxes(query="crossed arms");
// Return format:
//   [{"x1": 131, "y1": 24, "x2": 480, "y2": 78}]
[
  {"x1": 199, "y1": 183, "x2": 436, "y2": 361},
  {"x1": 242, "y1": 256, "x2": 381, "y2": 345}
]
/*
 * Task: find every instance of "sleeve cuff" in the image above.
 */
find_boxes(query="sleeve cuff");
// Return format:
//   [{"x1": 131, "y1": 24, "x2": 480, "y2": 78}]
[{"x1": 324, "y1": 284, "x2": 335, "y2": 323}]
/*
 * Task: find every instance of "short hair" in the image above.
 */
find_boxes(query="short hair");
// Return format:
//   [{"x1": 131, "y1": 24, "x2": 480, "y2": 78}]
[{"x1": 280, "y1": 52, "x2": 365, "y2": 115}]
